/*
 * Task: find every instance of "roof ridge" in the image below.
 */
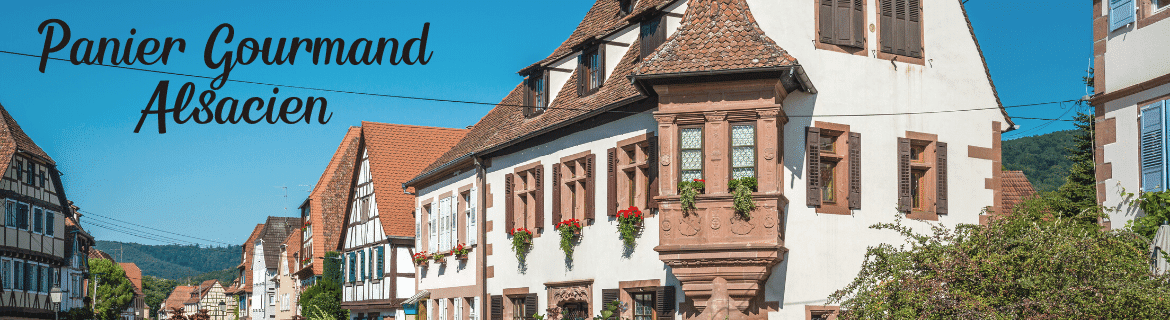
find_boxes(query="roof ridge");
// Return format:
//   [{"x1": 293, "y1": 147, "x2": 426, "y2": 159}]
[
  {"x1": 360, "y1": 121, "x2": 470, "y2": 132},
  {"x1": 0, "y1": 104, "x2": 53, "y2": 165}
]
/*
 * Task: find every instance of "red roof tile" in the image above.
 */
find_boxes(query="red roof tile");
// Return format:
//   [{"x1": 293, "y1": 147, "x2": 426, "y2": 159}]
[
  {"x1": 119, "y1": 262, "x2": 144, "y2": 296},
  {"x1": 0, "y1": 104, "x2": 53, "y2": 165},
  {"x1": 164, "y1": 286, "x2": 196, "y2": 311},
  {"x1": 360, "y1": 122, "x2": 467, "y2": 238},
  {"x1": 524, "y1": 0, "x2": 675, "y2": 73},
  {"x1": 1002, "y1": 170, "x2": 1037, "y2": 214},
  {"x1": 303, "y1": 127, "x2": 362, "y2": 275},
  {"x1": 283, "y1": 230, "x2": 301, "y2": 273},
  {"x1": 636, "y1": 0, "x2": 798, "y2": 75}
]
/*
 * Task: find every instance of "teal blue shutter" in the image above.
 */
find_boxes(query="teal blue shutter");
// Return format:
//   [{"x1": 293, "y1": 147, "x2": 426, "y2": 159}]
[
  {"x1": 1141, "y1": 101, "x2": 1166, "y2": 192},
  {"x1": 377, "y1": 246, "x2": 385, "y2": 279},
  {"x1": 348, "y1": 253, "x2": 356, "y2": 282},
  {"x1": 360, "y1": 250, "x2": 367, "y2": 281},
  {"x1": 1110, "y1": 0, "x2": 1135, "y2": 31}
]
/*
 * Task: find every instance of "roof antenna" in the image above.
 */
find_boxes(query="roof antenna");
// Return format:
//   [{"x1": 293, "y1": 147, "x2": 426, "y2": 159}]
[{"x1": 276, "y1": 186, "x2": 288, "y2": 216}]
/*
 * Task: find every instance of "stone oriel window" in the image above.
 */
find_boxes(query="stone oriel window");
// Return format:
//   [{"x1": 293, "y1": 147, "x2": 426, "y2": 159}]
[
  {"x1": 806, "y1": 122, "x2": 861, "y2": 214},
  {"x1": 505, "y1": 162, "x2": 544, "y2": 232},
  {"x1": 608, "y1": 133, "x2": 659, "y2": 216},
  {"x1": 678, "y1": 126, "x2": 704, "y2": 183},
  {"x1": 898, "y1": 131, "x2": 948, "y2": 220},
  {"x1": 553, "y1": 152, "x2": 595, "y2": 223}
]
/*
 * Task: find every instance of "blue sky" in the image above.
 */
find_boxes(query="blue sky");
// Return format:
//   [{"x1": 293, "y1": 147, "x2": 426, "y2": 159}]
[{"x1": 0, "y1": 0, "x2": 1090, "y2": 245}]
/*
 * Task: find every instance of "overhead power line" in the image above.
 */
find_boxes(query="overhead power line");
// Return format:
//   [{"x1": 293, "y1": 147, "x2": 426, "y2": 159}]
[
  {"x1": 81, "y1": 209, "x2": 234, "y2": 246},
  {"x1": 83, "y1": 220, "x2": 197, "y2": 246},
  {"x1": 0, "y1": 49, "x2": 1079, "y2": 119},
  {"x1": 84, "y1": 214, "x2": 205, "y2": 245}
]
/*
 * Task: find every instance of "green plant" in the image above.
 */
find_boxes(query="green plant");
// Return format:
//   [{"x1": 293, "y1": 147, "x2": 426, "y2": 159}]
[
  {"x1": 828, "y1": 197, "x2": 1170, "y2": 319},
  {"x1": 593, "y1": 299, "x2": 625, "y2": 320},
  {"x1": 510, "y1": 227, "x2": 533, "y2": 261},
  {"x1": 556, "y1": 219, "x2": 583, "y2": 258},
  {"x1": 412, "y1": 251, "x2": 431, "y2": 266},
  {"x1": 432, "y1": 251, "x2": 449, "y2": 263},
  {"x1": 90, "y1": 259, "x2": 135, "y2": 320},
  {"x1": 452, "y1": 243, "x2": 471, "y2": 256},
  {"x1": 728, "y1": 177, "x2": 758, "y2": 219},
  {"x1": 1125, "y1": 190, "x2": 1170, "y2": 238},
  {"x1": 678, "y1": 179, "x2": 705, "y2": 212},
  {"x1": 616, "y1": 206, "x2": 644, "y2": 248},
  {"x1": 300, "y1": 252, "x2": 348, "y2": 320}
]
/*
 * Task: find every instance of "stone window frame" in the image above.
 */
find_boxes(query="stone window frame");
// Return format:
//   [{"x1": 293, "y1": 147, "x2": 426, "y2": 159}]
[
  {"x1": 616, "y1": 134, "x2": 654, "y2": 213},
  {"x1": 502, "y1": 288, "x2": 533, "y2": 320},
  {"x1": 1139, "y1": 0, "x2": 1170, "y2": 28},
  {"x1": 814, "y1": 122, "x2": 852, "y2": 215},
  {"x1": 545, "y1": 280, "x2": 593, "y2": 320},
  {"x1": 805, "y1": 305, "x2": 840, "y2": 320},
  {"x1": 617, "y1": 280, "x2": 661, "y2": 320},
  {"x1": 728, "y1": 121, "x2": 759, "y2": 181},
  {"x1": 677, "y1": 124, "x2": 706, "y2": 189},
  {"x1": 509, "y1": 162, "x2": 544, "y2": 235},
  {"x1": 557, "y1": 151, "x2": 595, "y2": 222},
  {"x1": 903, "y1": 131, "x2": 939, "y2": 221},
  {"x1": 814, "y1": 0, "x2": 869, "y2": 57},
  {"x1": 656, "y1": 106, "x2": 785, "y2": 198}
]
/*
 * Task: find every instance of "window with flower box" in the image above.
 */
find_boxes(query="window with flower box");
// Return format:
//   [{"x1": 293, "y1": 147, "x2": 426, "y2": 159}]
[
  {"x1": 806, "y1": 122, "x2": 861, "y2": 215},
  {"x1": 505, "y1": 162, "x2": 544, "y2": 233},
  {"x1": 553, "y1": 152, "x2": 595, "y2": 224},
  {"x1": 608, "y1": 133, "x2": 659, "y2": 216}
]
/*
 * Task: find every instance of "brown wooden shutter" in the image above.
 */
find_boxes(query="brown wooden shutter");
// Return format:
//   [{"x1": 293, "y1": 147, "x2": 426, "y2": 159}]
[
  {"x1": 880, "y1": 0, "x2": 894, "y2": 53},
  {"x1": 898, "y1": 138, "x2": 912, "y2": 212},
  {"x1": 936, "y1": 142, "x2": 948, "y2": 215},
  {"x1": 852, "y1": 0, "x2": 865, "y2": 48},
  {"x1": 490, "y1": 296, "x2": 503, "y2": 320},
  {"x1": 806, "y1": 127, "x2": 822, "y2": 207},
  {"x1": 534, "y1": 166, "x2": 545, "y2": 229},
  {"x1": 552, "y1": 165, "x2": 562, "y2": 225},
  {"x1": 597, "y1": 45, "x2": 607, "y2": 88},
  {"x1": 655, "y1": 286, "x2": 676, "y2": 320},
  {"x1": 834, "y1": 0, "x2": 852, "y2": 46},
  {"x1": 894, "y1": 0, "x2": 908, "y2": 57},
  {"x1": 523, "y1": 77, "x2": 533, "y2": 114},
  {"x1": 607, "y1": 148, "x2": 618, "y2": 216},
  {"x1": 819, "y1": 0, "x2": 834, "y2": 44},
  {"x1": 848, "y1": 132, "x2": 862, "y2": 210},
  {"x1": 907, "y1": 0, "x2": 922, "y2": 58},
  {"x1": 524, "y1": 294, "x2": 538, "y2": 319},
  {"x1": 600, "y1": 289, "x2": 619, "y2": 316},
  {"x1": 505, "y1": 173, "x2": 515, "y2": 232},
  {"x1": 543, "y1": 69, "x2": 551, "y2": 108},
  {"x1": 646, "y1": 136, "x2": 660, "y2": 210},
  {"x1": 585, "y1": 154, "x2": 596, "y2": 221},
  {"x1": 576, "y1": 59, "x2": 586, "y2": 97}
]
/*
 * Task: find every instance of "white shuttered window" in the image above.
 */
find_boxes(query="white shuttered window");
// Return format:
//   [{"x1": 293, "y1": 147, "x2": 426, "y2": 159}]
[{"x1": 468, "y1": 188, "x2": 477, "y2": 245}]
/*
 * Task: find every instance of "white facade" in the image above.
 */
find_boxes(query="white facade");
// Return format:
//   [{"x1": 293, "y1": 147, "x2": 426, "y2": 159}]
[
  {"x1": 251, "y1": 240, "x2": 273, "y2": 320},
  {"x1": 341, "y1": 148, "x2": 413, "y2": 320}
]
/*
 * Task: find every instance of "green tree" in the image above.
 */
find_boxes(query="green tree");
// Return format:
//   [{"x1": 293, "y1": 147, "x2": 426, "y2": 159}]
[
  {"x1": 828, "y1": 199, "x2": 1170, "y2": 319},
  {"x1": 1045, "y1": 112, "x2": 1100, "y2": 224},
  {"x1": 300, "y1": 251, "x2": 347, "y2": 320},
  {"x1": 144, "y1": 275, "x2": 179, "y2": 319},
  {"x1": 90, "y1": 259, "x2": 136, "y2": 320}
]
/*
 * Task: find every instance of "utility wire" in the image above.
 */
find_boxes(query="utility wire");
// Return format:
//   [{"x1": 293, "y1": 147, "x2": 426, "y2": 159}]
[
  {"x1": 81, "y1": 209, "x2": 235, "y2": 245},
  {"x1": 84, "y1": 213, "x2": 206, "y2": 245},
  {"x1": 0, "y1": 49, "x2": 1080, "y2": 119},
  {"x1": 83, "y1": 220, "x2": 196, "y2": 245}
]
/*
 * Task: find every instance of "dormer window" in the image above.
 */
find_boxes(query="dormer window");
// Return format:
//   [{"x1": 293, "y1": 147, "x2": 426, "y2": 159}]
[
  {"x1": 619, "y1": 0, "x2": 636, "y2": 15},
  {"x1": 524, "y1": 70, "x2": 549, "y2": 118},
  {"x1": 577, "y1": 45, "x2": 605, "y2": 97},
  {"x1": 640, "y1": 16, "x2": 666, "y2": 59}
]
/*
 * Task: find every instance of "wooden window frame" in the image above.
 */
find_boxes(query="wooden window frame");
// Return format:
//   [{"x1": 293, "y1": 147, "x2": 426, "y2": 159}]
[
  {"x1": 617, "y1": 135, "x2": 651, "y2": 212},
  {"x1": 903, "y1": 131, "x2": 939, "y2": 221},
  {"x1": 556, "y1": 152, "x2": 595, "y2": 223},
  {"x1": 677, "y1": 125, "x2": 705, "y2": 188},
  {"x1": 524, "y1": 70, "x2": 549, "y2": 118},
  {"x1": 814, "y1": 0, "x2": 868, "y2": 56},
  {"x1": 813, "y1": 122, "x2": 852, "y2": 215},
  {"x1": 1139, "y1": 0, "x2": 1170, "y2": 28},
  {"x1": 630, "y1": 292, "x2": 655, "y2": 320},
  {"x1": 578, "y1": 45, "x2": 605, "y2": 97},
  {"x1": 640, "y1": 15, "x2": 667, "y2": 59},
  {"x1": 510, "y1": 162, "x2": 545, "y2": 234},
  {"x1": 876, "y1": 0, "x2": 925, "y2": 65},
  {"x1": 729, "y1": 122, "x2": 758, "y2": 181}
]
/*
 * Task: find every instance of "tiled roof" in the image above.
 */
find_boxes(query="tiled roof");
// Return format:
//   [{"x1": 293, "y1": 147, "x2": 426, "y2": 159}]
[
  {"x1": 283, "y1": 230, "x2": 300, "y2": 274},
  {"x1": 1002, "y1": 170, "x2": 1037, "y2": 214},
  {"x1": 260, "y1": 217, "x2": 302, "y2": 269},
  {"x1": 164, "y1": 286, "x2": 195, "y2": 312},
  {"x1": 304, "y1": 127, "x2": 362, "y2": 275},
  {"x1": 0, "y1": 104, "x2": 53, "y2": 165},
  {"x1": 528, "y1": 0, "x2": 675, "y2": 71},
  {"x1": 240, "y1": 224, "x2": 265, "y2": 293},
  {"x1": 89, "y1": 249, "x2": 113, "y2": 260},
  {"x1": 635, "y1": 0, "x2": 797, "y2": 75},
  {"x1": 361, "y1": 122, "x2": 467, "y2": 237},
  {"x1": 119, "y1": 262, "x2": 144, "y2": 296}
]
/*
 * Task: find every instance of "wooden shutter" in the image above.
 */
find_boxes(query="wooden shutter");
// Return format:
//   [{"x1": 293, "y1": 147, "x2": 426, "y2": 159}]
[
  {"x1": 552, "y1": 165, "x2": 562, "y2": 224},
  {"x1": 646, "y1": 136, "x2": 660, "y2": 210},
  {"x1": 906, "y1": 0, "x2": 922, "y2": 58},
  {"x1": 640, "y1": 16, "x2": 666, "y2": 59},
  {"x1": 819, "y1": 0, "x2": 834, "y2": 44},
  {"x1": 655, "y1": 286, "x2": 676, "y2": 320},
  {"x1": 806, "y1": 127, "x2": 822, "y2": 207},
  {"x1": 524, "y1": 294, "x2": 538, "y2": 319},
  {"x1": 534, "y1": 166, "x2": 545, "y2": 228},
  {"x1": 505, "y1": 173, "x2": 515, "y2": 232},
  {"x1": 1111, "y1": 0, "x2": 1136, "y2": 31},
  {"x1": 852, "y1": 0, "x2": 865, "y2": 48},
  {"x1": 897, "y1": 138, "x2": 912, "y2": 212},
  {"x1": 597, "y1": 45, "x2": 607, "y2": 89},
  {"x1": 585, "y1": 154, "x2": 596, "y2": 220},
  {"x1": 1141, "y1": 102, "x2": 1166, "y2": 192},
  {"x1": 523, "y1": 77, "x2": 533, "y2": 116},
  {"x1": 607, "y1": 148, "x2": 618, "y2": 216},
  {"x1": 834, "y1": 0, "x2": 852, "y2": 46},
  {"x1": 847, "y1": 132, "x2": 861, "y2": 210},
  {"x1": 600, "y1": 289, "x2": 619, "y2": 316},
  {"x1": 490, "y1": 296, "x2": 503, "y2": 320},
  {"x1": 880, "y1": 0, "x2": 894, "y2": 53},
  {"x1": 542, "y1": 69, "x2": 551, "y2": 109},
  {"x1": 576, "y1": 56, "x2": 586, "y2": 97},
  {"x1": 936, "y1": 142, "x2": 948, "y2": 215}
]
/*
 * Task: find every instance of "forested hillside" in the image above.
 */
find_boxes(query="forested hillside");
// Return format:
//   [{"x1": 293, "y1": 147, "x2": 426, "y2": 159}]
[
  {"x1": 1002, "y1": 130, "x2": 1075, "y2": 193},
  {"x1": 94, "y1": 241, "x2": 241, "y2": 280}
]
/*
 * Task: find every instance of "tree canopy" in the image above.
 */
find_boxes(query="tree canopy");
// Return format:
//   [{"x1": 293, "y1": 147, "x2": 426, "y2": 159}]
[{"x1": 90, "y1": 259, "x2": 136, "y2": 320}]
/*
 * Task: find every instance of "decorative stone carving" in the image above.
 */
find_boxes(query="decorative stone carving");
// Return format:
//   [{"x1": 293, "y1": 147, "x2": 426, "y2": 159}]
[
  {"x1": 694, "y1": 278, "x2": 747, "y2": 320},
  {"x1": 680, "y1": 212, "x2": 702, "y2": 237},
  {"x1": 655, "y1": 115, "x2": 677, "y2": 124},
  {"x1": 763, "y1": 147, "x2": 775, "y2": 161},
  {"x1": 710, "y1": 216, "x2": 721, "y2": 230},
  {"x1": 704, "y1": 111, "x2": 727, "y2": 122},
  {"x1": 552, "y1": 286, "x2": 589, "y2": 302},
  {"x1": 662, "y1": 218, "x2": 672, "y2": 231},
  {"x1": 728, "y1": 216, "x2": 754, "y2": 235},
  {"x1": 763, "y1": 217, "x2": 776, "y2": 229},
  {"x1": 756, "y1": 108, "x2": 780, "y2": 119}
]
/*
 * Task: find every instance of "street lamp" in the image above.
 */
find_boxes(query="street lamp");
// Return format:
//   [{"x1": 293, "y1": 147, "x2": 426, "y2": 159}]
[{"x1": 50, "y1": 285, "x2": 62, "y2": 320}]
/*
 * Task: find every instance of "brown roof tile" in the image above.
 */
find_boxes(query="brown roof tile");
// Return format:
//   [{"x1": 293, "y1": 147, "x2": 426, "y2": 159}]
[
  {"x1": 635, "y1": 0, "x2": 798, "y2": 75},
  {"x1": 283, "y1": 231, "x2": 301, "y2": 273},
  {"x1": 259, "y1": 217, "x2": 301, "y2": 270},
  {"x1": 89, "y1": 249, "x2": 113, "y2": 260},
  {"x1": 303, "y1": 127, "x2": 362, "y2": 275},
  {"x1": 525, "y1": 0, "x2": 675, "y2": 73},
  {"x1": 1002, "y1": 170, "x2": 1038, "y2": 214},
  {"x1": 165, "y1": 286, "x2": 196, "y2": 311},
  {"x1": 119, "y1": 262, "x2": 144, "y2": 296},
  {"x1": 0, "y1": 104, "x2": 53, "y2": 165},
  {"x1": 360, "y1": 122, "x2": 467, "y2": 238}
]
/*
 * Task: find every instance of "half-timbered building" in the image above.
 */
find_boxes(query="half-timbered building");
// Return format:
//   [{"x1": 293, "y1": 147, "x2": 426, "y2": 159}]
[
  {"x1": 406, "y1": 0, "x2": 1013, "y2": 319},
  {"x1": 0, "y1": 105, "x2": 76, "y2": 320},
  {"x1": 339, "y1": 122, "x2": 466, "y2": 320}
]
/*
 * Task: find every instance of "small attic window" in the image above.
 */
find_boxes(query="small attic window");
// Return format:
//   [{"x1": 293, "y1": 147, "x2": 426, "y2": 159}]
[
  {"x1": 577, "y1": 45, "x2": 605, "y2": 97},
  {"x1": 619, "y1": 0, "x2": 635, "y2": 15},
  {"x1": 524, "y1": 70, "x2": 549, "y2": 118},
  {"x1": 640, "y1": 15, "x2": 666, "y2": 59}
]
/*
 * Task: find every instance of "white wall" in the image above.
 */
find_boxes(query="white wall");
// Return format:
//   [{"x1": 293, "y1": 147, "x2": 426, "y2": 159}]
[
  {"x1": 1104, "y1": 15, "x2": 1170, "y2": 92},
  {"x1": 416, "y1": 173, "x2": 479, "y2": 292},
  {"x1": 1099, "y1": 83, "x2": 1170, "y2": 223}
]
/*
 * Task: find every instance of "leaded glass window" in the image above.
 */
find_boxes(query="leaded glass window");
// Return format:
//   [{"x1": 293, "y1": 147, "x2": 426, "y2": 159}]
[
  {"x1": 731, "y1": 124, "x2": 756, "y2": 180},
  {"x1": 680, "y1": 127, "x2": 703, "y2": 182}
]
